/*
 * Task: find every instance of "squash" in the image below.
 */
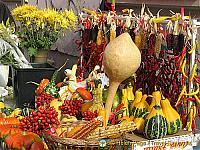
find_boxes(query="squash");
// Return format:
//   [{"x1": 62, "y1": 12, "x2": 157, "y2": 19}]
[
  {"x1": 148, "y1": 90, "x2": 161, "y2": 112},
  {"x1": 30, "y1": 141, "x2": 45, "y2": 150},
  {"x1": 0, "y1": 124, "x2": 22, "y2": 139},
  {"x1": 132, "y1": 94, "x2": 149, "y2": 117},
  {"x1": 134, "y1": 112, "x2": 149, "y2": 134},
  {"x1": 130, "y1": 88, "x2": 143, "y2": 110},
  {"x1": 0, "y1": 117, "x2": 20, "y2": 125},
  {"x1": 5, "y1": 131, "x2": 42, "y2": 149},
  {"x1": 161, "y1": 97, "x2": 182, "y2": 134},
  {"x1": 144, "y1": 104, "x2": 167, "y2": 139},
  {"x1": 103, "y1": 32, "x2": 141, "y2": 125}
]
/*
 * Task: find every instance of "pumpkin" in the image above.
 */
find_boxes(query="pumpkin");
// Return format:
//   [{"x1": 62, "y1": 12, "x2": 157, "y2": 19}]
[
  {"x1": 0, "y1": 124, "x2": 22, "y2": 139},
  {"x1": 5, "y1": 131, "x2": 42, "y2": 149},
  {"x1": 130, "y1": 88, "x2": 143, "y2": 110},
  {"x1": 161, "y1": 97, "x2": 182, "y2": 134},
  {"x1": 148, "y1": 90, "x2": 161, "y2": 112},
  {"x1": 132, "y1": 94, "x2": 149, "y2": 117},
  {"x1": 144, "y1": 105, "x2": 167, "y2": 139},
  {"x1": 0, "y1": 117, "x2": 20, "y2": 125},
  {"x1": 134, "y1": 112, "x2": 149, "y2": 134},
  {"x1": 30, "y1": 141, "x2": 45, "y2": 150}
]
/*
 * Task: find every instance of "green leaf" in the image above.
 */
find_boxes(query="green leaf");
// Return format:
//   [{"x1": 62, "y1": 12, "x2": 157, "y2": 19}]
[{"x1": 28, "y1": 47, "x2": 38, "y2": 57}]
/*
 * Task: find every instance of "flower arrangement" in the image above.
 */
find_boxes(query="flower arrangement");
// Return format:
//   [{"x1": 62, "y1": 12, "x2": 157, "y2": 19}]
[{"x1": 12, "y1": 4, "x2": 77, "y2": 59}]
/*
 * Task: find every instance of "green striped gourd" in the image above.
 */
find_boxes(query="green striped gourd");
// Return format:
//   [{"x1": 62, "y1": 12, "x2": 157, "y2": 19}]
[
  {"x1": 134, "y1": 111, "x2": 149, "y2": 134},
  {"x1": 161, "y1": 97, "x2": 182, "y2": 134},
  {"x1": 144, "y1": 102, "x2": 167, "y2": 139},
  {"x1": 132, "y1": 94, "x2": 149, "y2": 117}
]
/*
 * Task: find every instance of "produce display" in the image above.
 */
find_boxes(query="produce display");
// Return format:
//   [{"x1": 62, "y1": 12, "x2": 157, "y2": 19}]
[{"x1": 0, "y1": 2, "x2": 200, "y2": 150}]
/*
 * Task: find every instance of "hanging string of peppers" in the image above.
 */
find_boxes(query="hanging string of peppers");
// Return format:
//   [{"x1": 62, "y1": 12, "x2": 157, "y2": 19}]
[{"x1": 78, "y1": 6, "x2": 200, "y2": 133}]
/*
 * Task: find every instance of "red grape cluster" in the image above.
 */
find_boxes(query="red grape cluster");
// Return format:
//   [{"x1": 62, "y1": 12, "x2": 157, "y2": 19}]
[
  {"x1": 19, "y1": 106, "x2": 59, "y2": 135},
  {"x1": 81, "y1": 111, "x2": 98, "y2": 121},
  {"x1": 59, "y1": 100, "x2": 83, "y2": 117},
  {"x1": 35, "y1": 92, "x2": 54, "y2": 108}
]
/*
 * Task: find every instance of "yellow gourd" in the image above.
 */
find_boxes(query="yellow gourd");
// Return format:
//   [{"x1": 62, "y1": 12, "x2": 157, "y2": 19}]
[
  {"x1": 121, "y1": 89, "x2": 129, "y2": 117},
  {"x1": 132, "y1": 94, "x2": 149, "y2": 117},
  {"x1": 130, "y1": 88, "x2": 142, "y2": 109},
  {"x1": 148, "y1": 90, "x2": 161, "y2": 112},
  {"x1": 161, "y1": 97, "x2": 182, "y2": 134}
]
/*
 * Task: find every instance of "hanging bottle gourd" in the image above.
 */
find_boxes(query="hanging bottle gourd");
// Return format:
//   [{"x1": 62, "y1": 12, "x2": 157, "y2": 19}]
[
  {"x1": 132, "y1": 94, "x2": 149, "y2": 117},
  {"x1": 160, "y1": 96, "x2": 182, "y2": 134},
  {"x1": 103, "y1": 33, "x2": 141, "y2": 126},
  {"x1": 144, "y1": 91, "x2": 167, "y2": 139}
]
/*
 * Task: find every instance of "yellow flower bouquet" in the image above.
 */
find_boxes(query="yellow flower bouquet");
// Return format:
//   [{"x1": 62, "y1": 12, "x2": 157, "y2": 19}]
[{"x1": 12, "y1": 4, "x2": 77, "y2": 60}]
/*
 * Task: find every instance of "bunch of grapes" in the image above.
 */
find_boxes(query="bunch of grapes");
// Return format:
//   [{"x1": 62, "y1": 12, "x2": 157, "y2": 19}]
[
  {"x1": 81, "y1": 111, "x2": 98, "y2": 121},
  {"x1": 59, "y1": 100, "x2": 83, "y2": 117},
  {"x1": 19, "y1": 106, "x2": 59, "y2": 135},
  {"x1": 35, "y1": 92, "x2": 54, "y2": 108}
]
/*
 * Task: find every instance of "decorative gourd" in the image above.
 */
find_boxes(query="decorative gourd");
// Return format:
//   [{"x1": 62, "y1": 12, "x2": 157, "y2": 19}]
[
  {"x1": 161, "y1": 97, "x2": 182, "y2": 134},
  {"x1": 50, "y1": 98, "x2": 64, "y2": 120},
  {"x1": 148, "y1": 90, "x2": 161, "y2": 112},
  {"x1": 103, "y1": 32, "x2": 141, "y2": 125},
  {"x1": 134, "y1": 112, "x2": 149, "y2": 134},
  {"x1": 5, "y1": 131, "x2": 42, "y2": 149},
  {"x1": 132, "y1": 94, "x2": 149, "y2": 117},
  {"x1": 130, "y1": 88, "x2": 143, "y2": 110},
  {"x1": 144, "y1": 105, "x2": 167, "y2": 139}
]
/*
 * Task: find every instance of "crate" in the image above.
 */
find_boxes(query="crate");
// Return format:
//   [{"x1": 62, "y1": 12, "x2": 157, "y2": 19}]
[{"x1": 12, "y1": 63, "x2": 55, "y2": 108}]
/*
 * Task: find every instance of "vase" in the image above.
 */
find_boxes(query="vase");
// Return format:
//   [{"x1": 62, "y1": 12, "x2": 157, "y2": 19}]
[
  {"x1": 34, "y1": 49, "x2": 49, "y2": 63},
  {"x1": 0, "y1": 65, "x2": 9, "y2": 87}
]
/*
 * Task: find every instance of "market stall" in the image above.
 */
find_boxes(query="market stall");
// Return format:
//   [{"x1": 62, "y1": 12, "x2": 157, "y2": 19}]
[{"x1": 0, "y1": 1, "x2": 200, "y2": 150}]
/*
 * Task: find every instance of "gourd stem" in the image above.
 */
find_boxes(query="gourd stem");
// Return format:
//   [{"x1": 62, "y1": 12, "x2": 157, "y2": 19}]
[{"x1": 105, "y1": 81, "x2": 120, "y2": 126}]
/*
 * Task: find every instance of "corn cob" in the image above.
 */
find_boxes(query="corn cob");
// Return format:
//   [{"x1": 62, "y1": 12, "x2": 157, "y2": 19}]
[
  {"x1": 86, "y1": 121, "x2": 136, "y2": 140},
  {"x1": 135, "y1": 32, "x2": 142, "y2": 50},
  {"x1": 71, "y1": 119, "x2": 101, "y2": 139},
  {"x1": 154, "y1": 32, "x2": 163, "y2": 58},
  {"x1": 110, "y1": 22, "x2": 116, "y2": 41},
  {"x1": 96, "y1": 29, "x2": 103, "y2": 46}
]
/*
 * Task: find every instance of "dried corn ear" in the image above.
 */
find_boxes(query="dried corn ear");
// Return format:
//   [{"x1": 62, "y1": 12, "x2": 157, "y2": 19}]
[{"x1": 154, "y1": 32, "x2": 163, "y2": 58}]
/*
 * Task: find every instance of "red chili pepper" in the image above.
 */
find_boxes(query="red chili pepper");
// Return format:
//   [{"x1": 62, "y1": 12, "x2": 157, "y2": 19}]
[
  {"x1": 192, "y1": 116, "x2": 196, "y2": 134},
  {"x1": 56, "y1": 82, "x2": 63, "y2": 88},
  {"x1": 59, "y1": 130, "x2": 67, "y2": 137},
  {"x1": 114, "y1": 103, "x2": 124, "y2": 112},
  {"x1": 35, "y1": 79, "x2": 49, "y2": 95},
  {"x1": 181, "y1": 109, "x2": 187, "y2": 128}
]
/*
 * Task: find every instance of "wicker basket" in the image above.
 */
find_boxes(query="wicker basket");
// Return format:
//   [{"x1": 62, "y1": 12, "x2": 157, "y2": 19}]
[{"x1": 42, "y1": 120, "x2": 137, "y2": 150}]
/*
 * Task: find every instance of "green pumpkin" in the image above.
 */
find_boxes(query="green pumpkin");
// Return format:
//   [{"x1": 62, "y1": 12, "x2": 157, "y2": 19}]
[
  {"x1": 144, "y1": 105, "x2": 167, "y2": 139},
  {"x1": 132, "y1": 94, "x2": 149, "y2": 117},
  {"x1": 161, "y1": 98, "x2": 182, "y2": 134}
]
